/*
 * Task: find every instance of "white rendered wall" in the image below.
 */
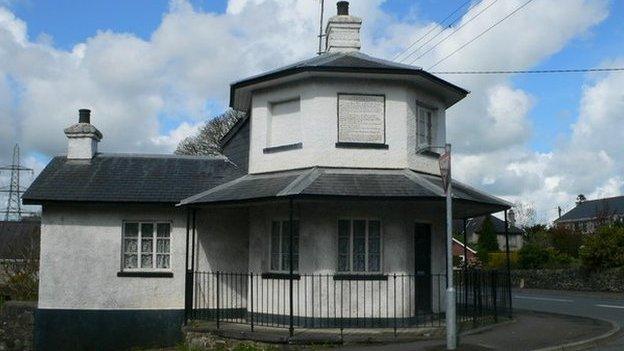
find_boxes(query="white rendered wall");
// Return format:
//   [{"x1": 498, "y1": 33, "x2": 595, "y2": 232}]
[
  {"x1": 248, "y1": 78, "x2": 446, "y2": 175},
  {"x1": 67, "y1": 137, "x2": 98, "y2": 159},
  {"x1": 38, "y1": 204, "x2": 187, "y2": 310},
  {"x1": 244, "y1": 200, "x2": 448, "y2": 316}
]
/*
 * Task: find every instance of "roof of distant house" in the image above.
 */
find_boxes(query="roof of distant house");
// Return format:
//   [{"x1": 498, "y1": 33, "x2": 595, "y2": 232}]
[
  {"x1": 22, "y1": 154, "x2": 246, "y2": 205},
  {"x1": 556, "y1": 195, "x2": 624, "y2": 223},
  {"x1": 453, "y1": 238, "x2": 477, "y2": 254}
]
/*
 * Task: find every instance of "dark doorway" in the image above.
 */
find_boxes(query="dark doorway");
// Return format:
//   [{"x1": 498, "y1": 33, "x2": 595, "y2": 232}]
[{"x1": 414, "y1": 223, "x2": 432, "y2": 311}]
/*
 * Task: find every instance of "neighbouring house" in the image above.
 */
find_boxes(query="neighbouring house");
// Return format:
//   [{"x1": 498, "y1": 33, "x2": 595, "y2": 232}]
[
  {"x1": 452, "y1": 238, "x2": 477, "y2": 267},
  {"x1": 23, "y1": 2, "x2": 511, "y2": 350},
  {"x1": 455, "y1": 214, "x2": 524, "y2": 251},
  {"x1": 0, "y1": 219, "x2": 40, "y2": 289},
  {"x1": 554, "y1": 195, "x2": 624, "y2": 233}
]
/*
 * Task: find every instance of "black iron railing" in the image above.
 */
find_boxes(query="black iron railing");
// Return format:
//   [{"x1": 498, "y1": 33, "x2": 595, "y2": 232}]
[{"x1": 189, "y1": 270, "x2": 510, "y2": 332}]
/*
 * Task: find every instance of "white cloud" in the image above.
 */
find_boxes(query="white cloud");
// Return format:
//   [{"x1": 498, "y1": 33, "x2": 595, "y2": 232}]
[
  {"x1": 0, "y1": 0, "x2": 620, "y2": 223},
  {"x1": 150, "y1": 121, "x2": 202, "y2": 148}
]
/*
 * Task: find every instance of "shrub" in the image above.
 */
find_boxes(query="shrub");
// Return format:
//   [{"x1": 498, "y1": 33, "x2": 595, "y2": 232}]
[
  {"x1": 0, "y1": 228, "x2": 39, "y2": 301},
  {"x1": 580, "y1": 225, "x2": 624, "y2": 270},
  {"x1": 543, "y1": 248, "x2": 578, "y2": 269},
  {"x1": 487, "y1": 252, "x2": 518, "y2": 270},
  {"x1": 550, "y1": 226, "x2": 584, "y2": 258},
  {"x1": 517, "y1": 243, "x2": 550, "y2": 269}
]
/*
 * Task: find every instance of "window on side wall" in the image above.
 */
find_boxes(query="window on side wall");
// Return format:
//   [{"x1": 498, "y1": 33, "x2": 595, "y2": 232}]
[
  {"x1": 416, "y1": 106, "x2": 434, "y2": 149},
  {"x1": 122, "y1": 221, "x2": 171, "y2": 271},
  {"x1": 337, "y1": 219, "x2": 381, "y2": 273},
  {"x1": 267, "y1": 98, "x2": 301, "y2": 148},
  {"x1": 270, "y1": 220, "x2": 300, "y2": 272}
]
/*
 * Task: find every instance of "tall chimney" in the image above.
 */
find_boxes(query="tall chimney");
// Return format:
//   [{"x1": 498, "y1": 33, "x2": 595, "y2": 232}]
[
  {"x1": 325, "y1": 1, "x2": 362, "y2": 53},
  {"x1": 64, "y1": 109, "x2": 102, "y2": 160}
]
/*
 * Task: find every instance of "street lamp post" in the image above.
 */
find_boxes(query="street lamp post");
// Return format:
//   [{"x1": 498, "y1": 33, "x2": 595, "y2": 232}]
[{"x1": 423, "y1": 143, "x2": 456, "y2": 350}]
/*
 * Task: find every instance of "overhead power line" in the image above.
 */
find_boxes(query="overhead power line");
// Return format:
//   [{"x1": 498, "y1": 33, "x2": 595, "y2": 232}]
[
  {"x1": 402, "y1": 0, "x2": 499, "y2": 65},
  {"x1": 428, "y1": 0, "x2": 535, "y2": 70},
  {"x1": 430, "y1": 67, "x2": 624, "y2": 75},
  {"x1": 393, "y1": 0, "x2": 474, "y2": 62}
]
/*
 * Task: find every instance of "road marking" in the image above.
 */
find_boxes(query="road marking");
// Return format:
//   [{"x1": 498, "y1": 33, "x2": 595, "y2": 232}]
[
  {"x1": 514, "y1": 295, "x2": 573, "y2": 302},
  {"x1": 596, "y1": 304, "x2": 624, "y2": 309}
]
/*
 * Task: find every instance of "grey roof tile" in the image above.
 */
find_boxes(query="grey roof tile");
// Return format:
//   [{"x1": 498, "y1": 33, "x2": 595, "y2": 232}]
[
  {"x1": 22, "y1": 154, "x2": 246, "y2": 204},
  {"x1": 557, "y1": 196, "x2": 624, "y2": 222},
  {"x1": 180, "y1": 167, "x2": 510, "y2": 217}
]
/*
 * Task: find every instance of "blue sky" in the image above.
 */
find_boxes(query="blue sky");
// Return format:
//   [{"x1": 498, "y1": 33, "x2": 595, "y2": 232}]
[{"x1": 1, "y1": 0, "x2": 623, "y2": 222}]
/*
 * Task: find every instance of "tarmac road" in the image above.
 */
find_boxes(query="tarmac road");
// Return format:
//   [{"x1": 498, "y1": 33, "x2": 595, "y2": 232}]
[{"x1": 513, "y1": 289, "x2": 624, "y2": 350}]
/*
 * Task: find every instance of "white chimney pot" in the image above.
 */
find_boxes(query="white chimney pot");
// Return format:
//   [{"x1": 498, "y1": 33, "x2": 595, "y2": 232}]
[
  {"x1": 325, "y1": 1, "x2": 362, "y2": 53},
  {"x1": 64, "y1": 109, "x2": 102, "y2": 160}
]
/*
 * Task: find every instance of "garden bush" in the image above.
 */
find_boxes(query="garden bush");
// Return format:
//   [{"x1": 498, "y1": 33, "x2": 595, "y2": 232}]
[
  {"x1": 580, "y1": 224, "x2": 624, "y2": 270},
  {"x1": 487, "y1": 252, "x2": 518, "y2": 270}
]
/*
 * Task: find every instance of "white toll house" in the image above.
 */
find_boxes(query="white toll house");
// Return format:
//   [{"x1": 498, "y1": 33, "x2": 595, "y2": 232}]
[{"x1": 24, "y1": 2, "x2": 514, "y2": 350}]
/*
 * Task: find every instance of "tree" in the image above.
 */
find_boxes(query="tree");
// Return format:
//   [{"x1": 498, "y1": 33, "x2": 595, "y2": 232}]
[
  {"x1": 175, "y1": 109, "x2": 245, "y2": 156},
  {"x1": 512, "y1": 201, "x2": 536, "y2": 228},
  {"x1": 477, "y1": 216, "x2": 499, "y2": 263},
  {"x1": 1, "y1": 223, "x2": 39, "y2": 301}
]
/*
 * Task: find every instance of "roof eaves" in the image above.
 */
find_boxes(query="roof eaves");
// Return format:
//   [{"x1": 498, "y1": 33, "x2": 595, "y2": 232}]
[
  {"x1": 402, "y1": 169, "x2": 445, "y2": 197},
  {"x1": 229, "y1": 66, "x2": 469, "y2": 108},
  {"x1": 276, "y1": 167, "x2": 323, "y2": 197},
  {"x1": 177, "y1": 174, "x2": 249, "y2": 206}
]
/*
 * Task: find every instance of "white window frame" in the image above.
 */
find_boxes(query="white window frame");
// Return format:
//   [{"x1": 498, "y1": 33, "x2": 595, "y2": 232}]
[
  {"x1": 416, "y1": 105, "x2": 435, "y2": 149},
  {"x1": 269, "y1": 219, "x2": 300, "y2": 273},
  {"x1": 337, "y1": 218, "x2": 383, "y2": 273},
  {"x1": 121, "y1": 220, "x2": 172, "y2": 272}
]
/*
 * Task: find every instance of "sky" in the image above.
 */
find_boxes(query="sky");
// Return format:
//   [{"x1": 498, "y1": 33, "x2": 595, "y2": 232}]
[{"x1": 0, "y1": 0, "x2": 623, "y2": 224}]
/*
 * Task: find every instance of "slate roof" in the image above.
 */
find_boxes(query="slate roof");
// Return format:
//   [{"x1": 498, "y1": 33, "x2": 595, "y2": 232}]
[
  {"x1": 230, "y1": 51, "x2": 468, "y2": 110},
  {"x1": 556, "y1": 195, "x2": 624, "y2": 223},
  {"x1": 180, "y1": 167, "x2": 511, "y2": 218},
  {"x1": 22, "y1": 154, "x2": 246, "y2": 205},
  {"x1": 0, "y1": 220, "x2": 40, "y2": 260}
]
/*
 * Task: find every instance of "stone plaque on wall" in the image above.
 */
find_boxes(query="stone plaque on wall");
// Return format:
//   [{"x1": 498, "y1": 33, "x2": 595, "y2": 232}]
[{"x1": 338, "y1": 94, "x2": 385, "y2": 144}]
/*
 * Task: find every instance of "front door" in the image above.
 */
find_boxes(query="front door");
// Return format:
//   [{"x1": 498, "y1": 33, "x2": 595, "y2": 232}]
[{"x1": 414, "y1": 223, "x2": 432, "y2": 311}]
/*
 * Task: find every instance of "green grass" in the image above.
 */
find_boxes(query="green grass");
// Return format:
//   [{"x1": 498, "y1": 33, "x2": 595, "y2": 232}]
[{"x1": 176, "y1": 341, "x2": 281, "y2": 351}]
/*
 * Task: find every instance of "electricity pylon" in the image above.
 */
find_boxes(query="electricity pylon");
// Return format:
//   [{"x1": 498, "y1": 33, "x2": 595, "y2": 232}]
[{"x1": 0, "y1": 144, "x2": 34, "y2": 221}]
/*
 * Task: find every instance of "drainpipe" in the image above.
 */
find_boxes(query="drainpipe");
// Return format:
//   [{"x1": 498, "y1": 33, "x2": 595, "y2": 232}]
[
  {"x1": 288, "y1": 198, "x2": 294, "y2": 337},
  {"x1": 184, "y1": 208, "x2": 191, "y2": 325}
]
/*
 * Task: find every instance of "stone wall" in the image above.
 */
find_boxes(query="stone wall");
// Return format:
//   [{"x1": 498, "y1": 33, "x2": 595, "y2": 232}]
[
  {"x1": 511, "y1": 268, "x2": 624, "y2": 292},
  {"x1": 0, "y1": 301, "x2": 35, "y2": 351}
]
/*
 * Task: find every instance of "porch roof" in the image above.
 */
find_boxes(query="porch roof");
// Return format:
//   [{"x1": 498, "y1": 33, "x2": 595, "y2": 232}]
[{"x1": 178, "y1": 167, "x2": 511, "y2": 218}]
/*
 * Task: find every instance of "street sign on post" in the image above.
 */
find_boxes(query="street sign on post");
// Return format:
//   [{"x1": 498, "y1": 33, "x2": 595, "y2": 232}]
[{"x1": 439, "y1": 144, "x2": 451, "y2": 194}]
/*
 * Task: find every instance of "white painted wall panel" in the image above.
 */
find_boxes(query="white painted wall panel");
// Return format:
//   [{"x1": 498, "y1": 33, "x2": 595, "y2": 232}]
[
  {"x1": 248, "y1": 78, "x2": 447, "y2": 174},
  {"x1": 38, "y1": 205, "x2": 187, "y2": 310}
]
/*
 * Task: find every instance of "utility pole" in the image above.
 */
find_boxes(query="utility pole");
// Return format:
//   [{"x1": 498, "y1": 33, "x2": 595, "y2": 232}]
[{"x1": 0, "y1": 144, "x2": 34, "y2": 221}]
